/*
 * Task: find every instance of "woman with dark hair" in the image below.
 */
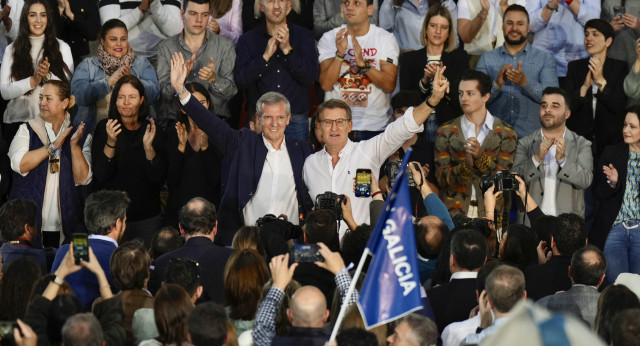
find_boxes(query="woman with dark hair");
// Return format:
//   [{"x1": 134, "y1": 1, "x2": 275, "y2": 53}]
[
  {"x1": 8, "y1": 79, "x2": 90, "y2": 247},
  {"x1": 71, "y1": 18, "x2": 159, "y2": 132},
  {"x1": 165, "y1": 82, "x2": 222, "y2": 227},
  {"x1": 140, "y1": 283, "x2": 193, "y2": 346},
  {"x1": 0, "y1": 256, "x2": 42, "y2": 320},
  {"x1": 595, "y1": 284, "x2": 640, "y2": 344},
  {"x1": 563, "y1": 18, "x2": 628, "y2": 158},
  {"x1": 0, "y1": 0, "x2": 73, "y2": 143},
  {"x1": 91, "y1": 74, "x2": 166, "y2": 248},
  {"x1": 223, "y1": 249, "x2": 270, "y2": 335},
  {"x1": 593, "y1": 106, "x2": 640, "y2": 284},
  {"x1": 499, "y1": 224, "x2": 539, "y2": 270}
]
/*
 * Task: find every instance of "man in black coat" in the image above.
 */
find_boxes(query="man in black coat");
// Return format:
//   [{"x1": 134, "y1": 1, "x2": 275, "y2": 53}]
[
  {"x1": 148, "y1": 197, "x2": 234, "y2": 303},
  {"x1": 525, "y1": 213, "x2": 587, "y2": 301},
  {"x1": 427, "y1": 228, "x2": 486, "y2": 333}
]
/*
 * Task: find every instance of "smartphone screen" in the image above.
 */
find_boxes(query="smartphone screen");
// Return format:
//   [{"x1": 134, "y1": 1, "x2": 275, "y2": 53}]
[
  {"x1": 355, "y1": 168, "x2": 372, "y2": 197},
  {"x1": 72, "y1": 233, "x2": 89, "y2": 264},
  {"x1": 614, "y1": 6, "x2": 626, "y2": 17}
]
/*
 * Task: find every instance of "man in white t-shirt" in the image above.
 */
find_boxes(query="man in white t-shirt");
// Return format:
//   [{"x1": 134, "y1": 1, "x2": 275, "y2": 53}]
[{"x1": 317, "y1": 0, "x2": 399, "y2": 141}]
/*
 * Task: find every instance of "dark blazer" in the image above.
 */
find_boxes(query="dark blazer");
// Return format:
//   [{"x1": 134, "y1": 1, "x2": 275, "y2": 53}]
[
  {"x1": 181, "y1": 96, "x2": 314, "y2": 245},
  {"x1": 524, "y1": 255, "x2": 572, "y2": 301},
  {"x1": 148, "y1": 236, "x2": 234, "y2": 304},
  {"x1": 537, "y1": 285, "x2": 600, "y2": 328},
  {"x1": 563, "y1": 57, "x2": 628, "y2": 157},
  {"x1": 58, "y1": 0, "x2": 100, "y2": 65},
  {"x1": 591, "y1": 144, "x2": 636, "y2": 249},
  {"x1": 271, "y1": 327, "x2": 329, "y2": 346},
  {"x1": 426, "y1": 277, "x2": 478, "y2": 333},
  {"x1": 399, "y1": 47, "x2": 469, "y2": 126}
]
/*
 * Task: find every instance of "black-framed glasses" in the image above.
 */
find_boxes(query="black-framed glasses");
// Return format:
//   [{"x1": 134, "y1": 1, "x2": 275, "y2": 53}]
[{"x1": 320, "y1": 118, "x2": 350, "y2": 128}]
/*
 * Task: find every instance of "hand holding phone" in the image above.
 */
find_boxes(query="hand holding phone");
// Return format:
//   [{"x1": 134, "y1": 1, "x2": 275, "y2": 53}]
[
  {"x1": 72, "y1": 233, "x2": 89, "y2": 265},
  {"x1": 355, "y1": 168, "x2": 372, "y2": 197}
]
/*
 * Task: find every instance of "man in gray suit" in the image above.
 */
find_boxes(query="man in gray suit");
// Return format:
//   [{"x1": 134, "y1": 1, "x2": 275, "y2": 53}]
[
  {"x1": 537, "y1": 245, "x2": 607, "y2": 328},
  {"x1": 512, "y1": 87, "x2": 593, "y2": 222}
]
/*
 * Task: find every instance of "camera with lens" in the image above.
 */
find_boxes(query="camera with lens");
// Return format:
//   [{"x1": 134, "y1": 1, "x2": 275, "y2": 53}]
[
  {"x1": 315, "y1": 191, "x2": 345, "y2": 220},
  {"x1": 479, "y1": 170, "x2": 521, "y2": 193},
  {"x1": 256, "y1": 214, "x2": 279, "y2": 227},
  {"x1": 384, "y1": 160, "x2": 418, "y2": 189}
]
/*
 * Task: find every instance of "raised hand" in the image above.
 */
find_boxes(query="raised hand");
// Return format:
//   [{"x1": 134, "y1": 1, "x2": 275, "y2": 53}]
[
  {"x1": 603, "y1": 164, "x2": 618, "y2": 186},
  {"x1": 534, "y1": 137, "x2": 554, "y2": 162},
  {"x1": 275, "y1": 24, "x2": 292, "y2": 53},
  {"x1": 270, "y1": 254, "x2": 298, "y2": 290},
  {"x1": 465, "y1": 137, "x2": 481, "y2": 159},
  {"x1": 483, "y1": 184, "x2": 503, "y2": 217},
  {"x1": 351, "y1": 34, "x2": 365, "y2": 67},
  {"x1": 263, "y1": 36, "x2": 278, "y2": 62},
  {"x1": 554, "y1": 138, "x2": 565, "y2": 163},
  {"x1": 69, "y1": 122, "x2": 85, "y2": 148},
  {"x1": 611, "y1": 14, "x2": 625, "y2": 31},
  {"x1": 200, "y1": 132, "x2": 209, "y2": 151},
  {"x1": 108, "y1": 63, "x2": 130, "y2": 87},
  {"x1": 53, "y1": 125, "x2": 73, "y2": 150},
  {"x1": 175, "y1": 121, "x2": 187, "y2": 152},
  {"x1": 170, "y1": 52, "x2": 188, "y2": 94},
  {"x1": 32, "y1": 57, "x2": 50, "y2": 87},
  {"x1": 142, "y1": 118, "x2": 157, "y2": 151},
  {"x1": 422, "y1": 62, "x2": 439, "y2": 84},
  {"x1": 495, "y1": 64, "x2": 512, "y2": 89},
  {"x1": 623, "y1": 13, "x2": 640, "y2": 30},
  {"x1": 335, "y1": 28, "x2": 348, "y2": 57},
  {"x1": 314, "y1": 242, "x2": 347, "y2": 275},
  {"x1": 105, "y1": 118, "x2": 121, "y2": 145},
  {"x1": 430, "y1": 64, "x2": 449, "y2": 103},
  {"x1": 198, "y1": 57, "x2": 216, "y2": 83},
  {"x1": 506, "y1": 61, "x2": 527, "y2": 87},
  {"x1": 207, "y1": 16, "x2": 220, "y2": 34},
  {"x1": 588, "y1": 56, "x2": 604, "y2": 84}
]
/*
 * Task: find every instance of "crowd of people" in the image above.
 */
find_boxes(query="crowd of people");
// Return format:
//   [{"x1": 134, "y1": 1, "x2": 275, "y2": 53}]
[{"x1": 0, "y1": 0, "x2": 639, "y2": 345}]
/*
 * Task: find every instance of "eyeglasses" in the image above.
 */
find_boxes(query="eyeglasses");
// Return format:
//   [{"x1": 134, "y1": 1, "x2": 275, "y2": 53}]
[{"x1": 320, "y1": 118, "x2": 350, "y2": 128}]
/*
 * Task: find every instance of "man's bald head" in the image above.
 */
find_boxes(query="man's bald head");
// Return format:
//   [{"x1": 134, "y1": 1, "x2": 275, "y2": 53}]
[
  {"x1": 570, "y1": 245, "x2": 607, "y2": 287},
  {"x1": 415, "y1": 216, "x2": 447, "y2": 259},
  {"x1": 288, "y1": 286, "x2": 329, "y2": 327}
]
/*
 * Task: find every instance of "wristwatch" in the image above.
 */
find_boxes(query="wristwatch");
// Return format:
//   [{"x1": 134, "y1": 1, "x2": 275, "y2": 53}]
[{"x1": 545, "y1": 2, "x2": 558, "y2": 11}]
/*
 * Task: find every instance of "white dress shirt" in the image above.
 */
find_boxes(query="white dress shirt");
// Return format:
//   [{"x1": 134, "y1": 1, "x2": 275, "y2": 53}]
[
  {"x1": 532, "y1": 128, "x2": 566, "y2": 216},
  {"x1": 303, "y1": 107, "x2": 423, "y2": 238},
  {"x1": 243, "y1": 136, "x2": 299, "y2": 226}
]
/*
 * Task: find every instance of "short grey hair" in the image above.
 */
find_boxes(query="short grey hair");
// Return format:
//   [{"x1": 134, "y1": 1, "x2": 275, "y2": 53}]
[
  {"x1": 401, "y1": 313, "x2": 437, "y2": 346},
  {"x1": 256, "y1": 92, "x2": 291, "y2": 117},
  {"x1": 62, "y1": 313, "x2": 104, "y2": 346}
]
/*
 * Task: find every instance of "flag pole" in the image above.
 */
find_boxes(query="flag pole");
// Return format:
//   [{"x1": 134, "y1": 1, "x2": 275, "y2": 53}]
[{"x1": 329, "y1": 247, "x2": 371, "y2": 342}]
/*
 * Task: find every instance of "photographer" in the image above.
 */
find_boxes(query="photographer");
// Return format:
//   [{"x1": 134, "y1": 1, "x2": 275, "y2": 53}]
[
  {"x1": 23, "y1": 245, "x2": 125, "y2": 345},
  {"x1": 408, "y1": 162, "x2": 454, "y2": 282}
]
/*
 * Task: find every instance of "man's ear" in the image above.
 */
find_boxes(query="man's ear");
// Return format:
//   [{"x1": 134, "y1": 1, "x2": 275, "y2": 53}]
[
  {"x1": 286, "y1": 308, "x2": 293, "y2": 323},
  {"x1": 597, "y1": 274, "x2": 606, "y2": 288},
  {"x1": 196, "y1": 285, "x2": 204, "y2": 299},
  {"x1": 179, "y1": 224, "x2": 187, "y2": 238},
  {"x1": 323, "y1": 309, "x2": 330, "y2": 323}
]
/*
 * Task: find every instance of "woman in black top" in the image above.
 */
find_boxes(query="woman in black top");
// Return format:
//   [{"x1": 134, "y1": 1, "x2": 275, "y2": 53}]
[
  {"x1": 92, "y1": 75, "x2": 166, "y2": 248},
  {"x1": 165, "y1": 82, "x2": 223, "y2": 227}
]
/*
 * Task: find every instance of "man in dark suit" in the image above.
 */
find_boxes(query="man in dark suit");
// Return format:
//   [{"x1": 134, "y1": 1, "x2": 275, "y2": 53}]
[
  {"x1": 427, "y1": 228, "x2": 487, "y2": 333},
  {"x1": 525, "y1": 213, "x2": 588, "y2": 301},
  {"x1": 148, "y1": 197, "x2": 234, "y2": 303},
  {"x1": 171, "y1": 60, "x2": 314, "y2": 245},
  {"x1": 537, "y1": 245, "x2": 606, "y2": 328}
]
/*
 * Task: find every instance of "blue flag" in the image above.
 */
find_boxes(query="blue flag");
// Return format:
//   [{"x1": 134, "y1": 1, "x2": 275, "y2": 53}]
[{"x1": 357, "y1": 150, "x2": 423, "y2": 329}]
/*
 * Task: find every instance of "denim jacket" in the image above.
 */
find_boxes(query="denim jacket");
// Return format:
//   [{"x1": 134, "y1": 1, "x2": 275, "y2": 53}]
[{"x1": 70, "y1": 55, "x2": 160, "y2": 131}]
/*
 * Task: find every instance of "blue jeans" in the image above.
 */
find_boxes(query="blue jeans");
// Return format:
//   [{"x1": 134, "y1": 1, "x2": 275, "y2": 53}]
[
  {"x1": 284, "y1": 112, "x2": 309, "y2": 141},
  {"x1": 603, "y1": 220, "x2": 640, "y2": 284}
]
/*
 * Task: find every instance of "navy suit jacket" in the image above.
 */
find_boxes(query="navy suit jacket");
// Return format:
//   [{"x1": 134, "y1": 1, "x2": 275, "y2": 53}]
[
  {"x1": 148, "y1": 236, "x2": 234, "y2": 304},
  {"x1": 427, "y1": 278, "x2": 478, "y2": 333},
  {"x1": 181, "y1": 96, "x2": 314, "y2": 245}
]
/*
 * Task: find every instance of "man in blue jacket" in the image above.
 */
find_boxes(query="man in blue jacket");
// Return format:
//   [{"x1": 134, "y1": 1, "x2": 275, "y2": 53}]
[{"x1": 171, "y1": 55, "x2": 314, "y2": 245}]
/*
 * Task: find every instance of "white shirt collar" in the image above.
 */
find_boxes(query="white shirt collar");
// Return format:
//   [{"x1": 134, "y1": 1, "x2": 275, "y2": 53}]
[
  {"x1": 262, "y1": 136, "x2": 287, "y2": 152},
  {"x1": 87, "y1": 234, "x2": 118, "y2": 247},
  {"x1": 460, "y1": 111, "x2": 494, "y2": 138},
  {"x1": 450, "y1": 271, "x2": 478, "y2": 281},
  {"x1": 540, "y1": 127, "x2": 567, "y2": 140}
]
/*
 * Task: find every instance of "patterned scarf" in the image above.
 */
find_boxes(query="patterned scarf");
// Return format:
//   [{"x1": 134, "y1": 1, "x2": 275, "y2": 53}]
[{"x1": 96, "y1": 44, "x2": 135, "y2": 77}]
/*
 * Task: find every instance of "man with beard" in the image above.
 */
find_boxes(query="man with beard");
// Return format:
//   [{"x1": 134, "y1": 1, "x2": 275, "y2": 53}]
[
  {"x1": 476, "y1": 5, "x2": 558, "y2": 138},
  {"x1": 511, "y1": 87, "x2": 593, "y2": 223}
]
